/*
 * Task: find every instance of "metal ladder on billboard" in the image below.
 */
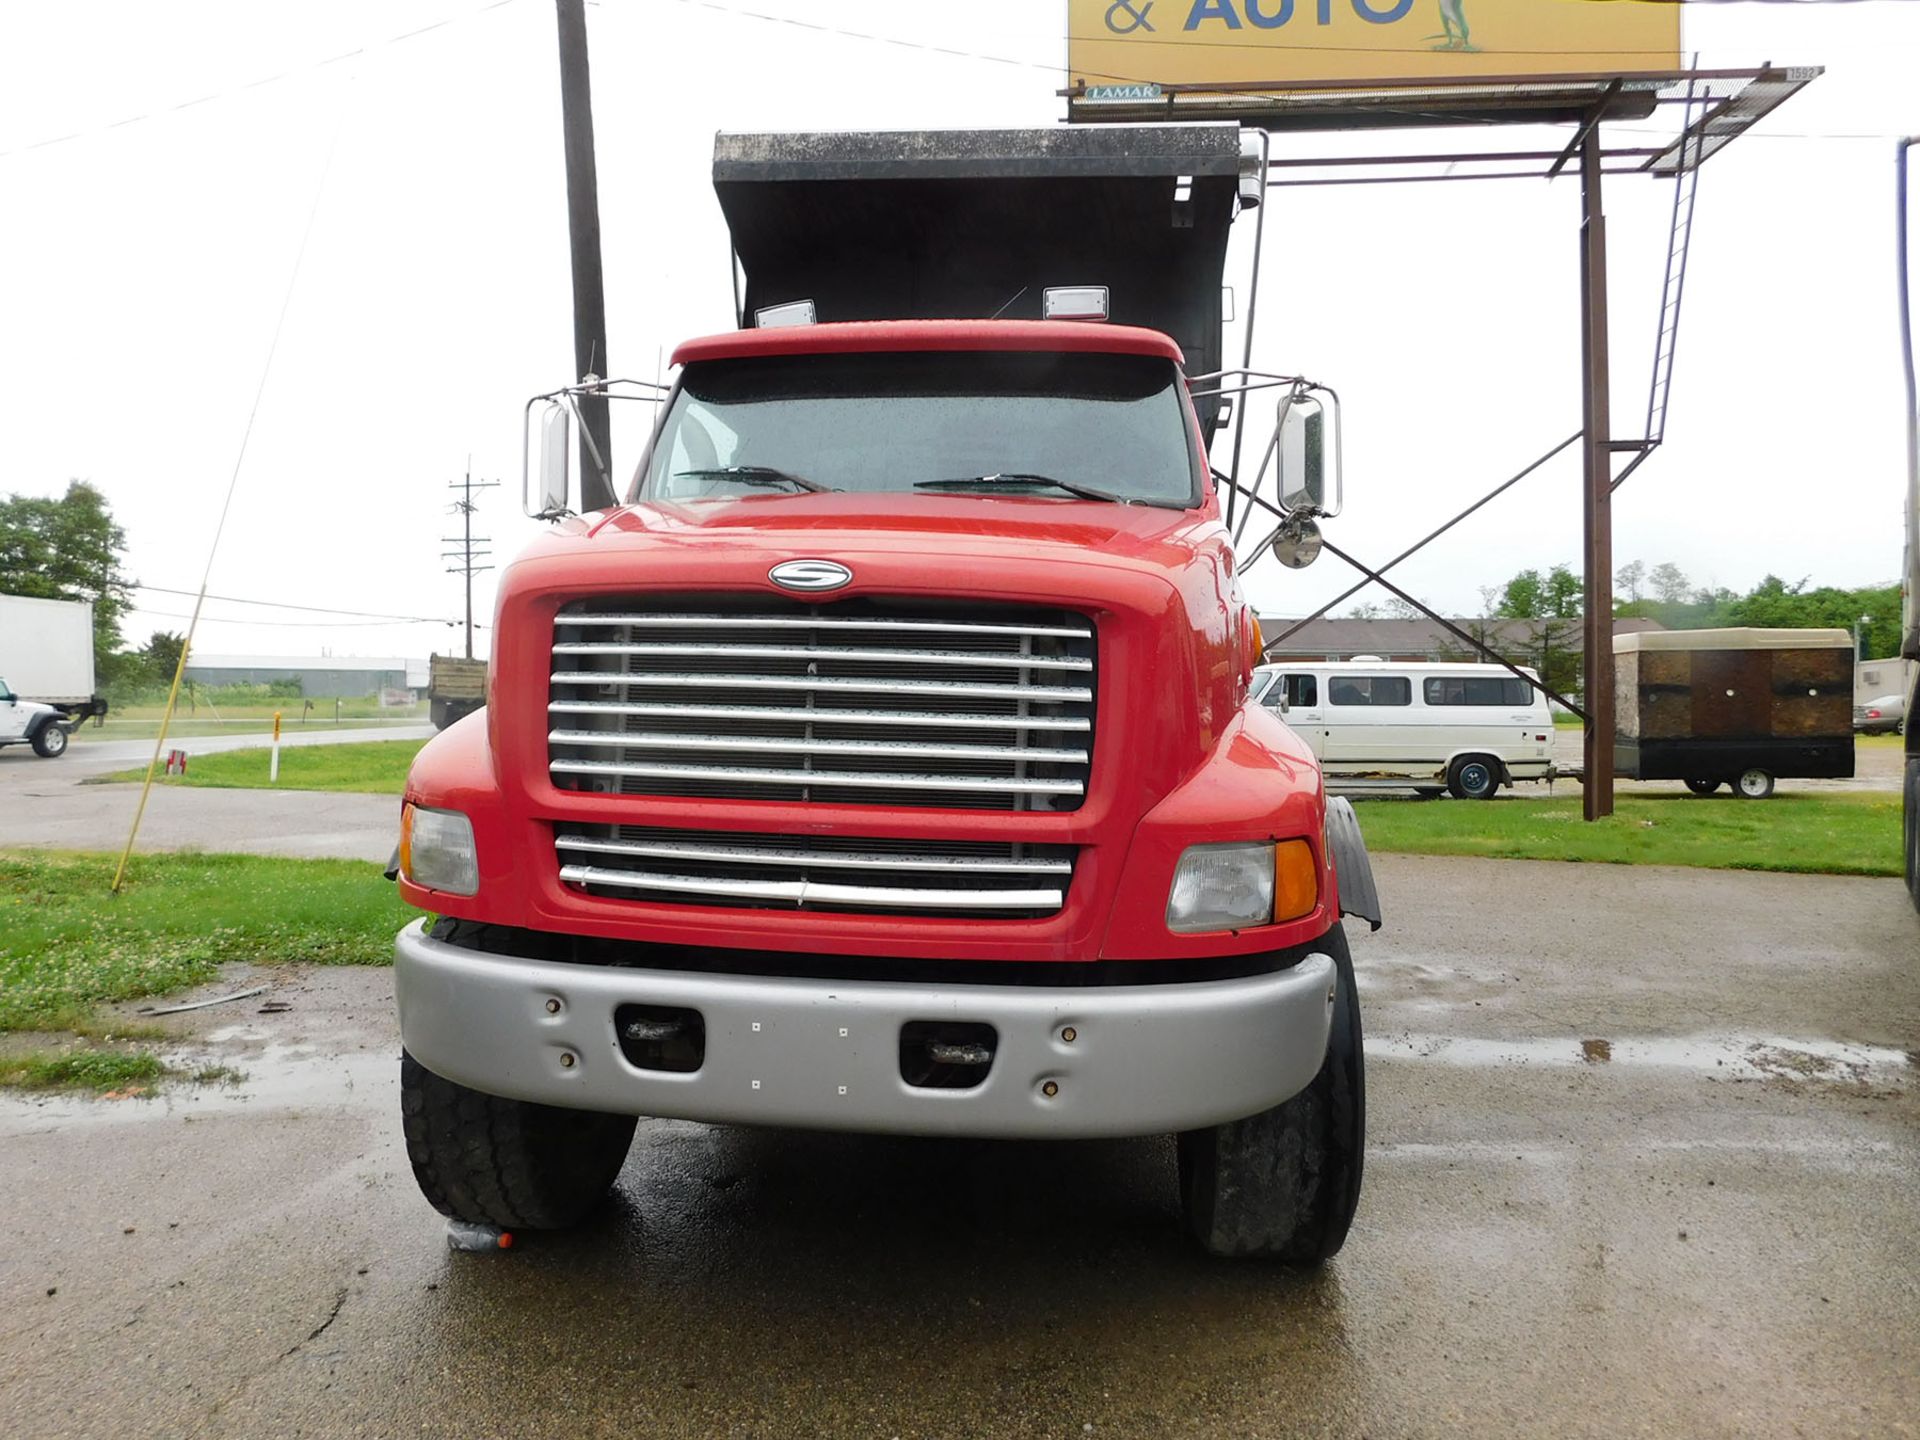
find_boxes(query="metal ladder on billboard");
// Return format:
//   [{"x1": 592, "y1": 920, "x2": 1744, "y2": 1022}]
[
  {"x1": 1614, "y1": 70, "x2": 1709, "y2": 495},
  {"x1": 1648, "y1": 71, "x2": 1708, "y2": 449}
]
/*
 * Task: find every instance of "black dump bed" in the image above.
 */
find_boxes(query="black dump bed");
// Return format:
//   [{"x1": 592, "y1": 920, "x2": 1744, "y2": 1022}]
[{"x1": 712, "y1": 125, "x2": 1245, "y2": 431}]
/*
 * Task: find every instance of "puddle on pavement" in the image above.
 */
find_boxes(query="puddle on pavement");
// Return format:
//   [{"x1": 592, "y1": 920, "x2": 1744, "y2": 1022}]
[
  {"x1": 0, "y1": 1035, "x2": 393, "y2": 1130},
  {"x1": 1367, "y1": 1032, "x2": 1912, "y2": 1085}
]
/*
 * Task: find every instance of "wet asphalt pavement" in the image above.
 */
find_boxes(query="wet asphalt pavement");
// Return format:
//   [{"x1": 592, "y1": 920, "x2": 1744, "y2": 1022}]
[
  {"x1": 0, "y1": 727, "x2": 422, "y2": 861},
  {"x1": 3, "y1": 855, "x2": 1917, "y2": 1439}
]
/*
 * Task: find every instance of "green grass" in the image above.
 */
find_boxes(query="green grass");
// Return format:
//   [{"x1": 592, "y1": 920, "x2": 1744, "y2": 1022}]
[
  {"x1": 93, "y1": 739, "x2": 424, "y2": 795},
  {"x1": 0, "y1": 849, "x2": 416, "y2": 1036},
  {"x1": 0, "y1": 1048, "x2": 167, "y2": 1093},
  {"x1": 1354, "y1": 791, "x2": 1901, "y2": 876}
]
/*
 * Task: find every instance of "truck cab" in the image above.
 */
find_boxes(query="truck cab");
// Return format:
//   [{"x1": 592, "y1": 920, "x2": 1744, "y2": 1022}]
[{"x1": 391, "y1": 126, "x2": 1380, "y2": 1262}]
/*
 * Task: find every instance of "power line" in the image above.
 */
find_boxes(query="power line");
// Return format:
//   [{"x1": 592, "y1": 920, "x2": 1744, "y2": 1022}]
[
  {"x1": 112, "y1": 70, "x2": 350, "y2": 892},
  {"x1": 0, "y1": 0, "x2": 522, "y2": 161},
  {"x1": 126, "y1": 605, "x2": 462, "y2": 629},
  {"x1": 10, "y1": 0, "x2": 1908, "y2": 163},
  {"x1": 129, "y1": 582, "x2": 456, "y2": 623}
]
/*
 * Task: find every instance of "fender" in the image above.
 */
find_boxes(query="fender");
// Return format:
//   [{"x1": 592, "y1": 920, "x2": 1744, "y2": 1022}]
[{"x1": 1324, "y1": 797, "x2": 1382, "y2": 931}]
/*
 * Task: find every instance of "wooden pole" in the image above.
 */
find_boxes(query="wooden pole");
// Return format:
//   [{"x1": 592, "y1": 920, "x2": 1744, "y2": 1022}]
[{"x1": 555, "y1": 0, "x2": 615, "y2": 511}]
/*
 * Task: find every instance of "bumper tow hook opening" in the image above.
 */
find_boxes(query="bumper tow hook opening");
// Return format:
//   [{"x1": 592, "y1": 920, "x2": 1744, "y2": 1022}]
[
  {"x1": 615, "y1": 1004, "x2": 706, "y2": 1074},
  {"x1": 901, "y1": 1021, "x2": 998, "y2": 1090}
]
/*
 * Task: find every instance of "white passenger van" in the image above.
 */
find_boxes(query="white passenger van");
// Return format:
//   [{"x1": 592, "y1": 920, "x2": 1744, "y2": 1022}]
[{"x1": 1252, "y1": 658, "x2": 1556, "y2": 798}]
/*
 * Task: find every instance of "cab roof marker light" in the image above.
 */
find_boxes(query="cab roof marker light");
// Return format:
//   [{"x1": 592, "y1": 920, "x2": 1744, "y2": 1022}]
[
  {"x1": 755, "y1": 299, "x2": 817, "y2": 329},
  {"x1": 1042, "y1": 286, "x2": 1109, "y2": 323}
]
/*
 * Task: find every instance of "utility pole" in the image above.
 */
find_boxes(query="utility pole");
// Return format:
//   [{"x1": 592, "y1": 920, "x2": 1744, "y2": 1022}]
[
  {"x1": 556, "y1": 0, "x2": 616, "y2": 512},
  {"x1": 444, "y1": 465, "x2": 499, "y2": 660}
]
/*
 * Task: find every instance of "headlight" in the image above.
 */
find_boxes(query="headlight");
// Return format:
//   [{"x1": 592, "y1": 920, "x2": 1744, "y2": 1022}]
[
  {"x1": 399, "y1": 804, "x2": 478, "y2": 896},
  {"x1": 1167, "y1": 842, "x2": 1273, "y2": 933},
  {"x1": 1165, "y1": 839, "x2": 1318, "y2": 934}
]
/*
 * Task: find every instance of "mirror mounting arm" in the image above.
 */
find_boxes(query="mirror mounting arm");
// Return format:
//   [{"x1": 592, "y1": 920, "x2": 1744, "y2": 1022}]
[{"x1": 521, "y1": 376, "x2": 671, "y2": 520}]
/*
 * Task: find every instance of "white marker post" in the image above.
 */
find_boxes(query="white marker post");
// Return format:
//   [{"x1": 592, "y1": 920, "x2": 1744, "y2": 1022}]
[{"x1": 270, "y1": 710, "x2": 282, "y2": 784}]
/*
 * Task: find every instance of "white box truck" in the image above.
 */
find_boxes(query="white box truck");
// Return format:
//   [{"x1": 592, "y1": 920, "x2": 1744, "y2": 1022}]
[{"x1": 0, "y1": 594, "x2": 108, "y2": 758}]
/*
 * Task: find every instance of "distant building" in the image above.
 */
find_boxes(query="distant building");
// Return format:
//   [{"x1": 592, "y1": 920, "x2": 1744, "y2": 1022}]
[
  {"x1": 1255, "y1": 615, "x2": 1664, "y2": 663},
  {"x1": 182, "y1": 654, "x2": 430, "y2": 699},
  {"x1": 1855, "y1": 655, "x2": 1915, "y2": 707}
]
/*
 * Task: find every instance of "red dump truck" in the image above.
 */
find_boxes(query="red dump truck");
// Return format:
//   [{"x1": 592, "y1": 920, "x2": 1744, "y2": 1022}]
[{"x1": 390, "y1": 126, "x2": 1381, "y2": 1261}]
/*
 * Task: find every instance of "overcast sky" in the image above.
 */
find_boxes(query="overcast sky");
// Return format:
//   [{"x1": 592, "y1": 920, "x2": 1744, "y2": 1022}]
[{"x1": 2, "y1": 0, "x2": 1916, "y2": 660}]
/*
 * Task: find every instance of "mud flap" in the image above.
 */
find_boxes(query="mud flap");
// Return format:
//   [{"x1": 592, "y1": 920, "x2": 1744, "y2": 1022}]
[{"x1": 1324, "y1": 797, "x2": 1382, "y2": 931}]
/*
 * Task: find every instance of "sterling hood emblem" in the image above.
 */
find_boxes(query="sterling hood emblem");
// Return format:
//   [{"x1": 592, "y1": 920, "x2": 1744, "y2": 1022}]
[{"x1": 768, "y1": 559, "x2": 852, "y2": 592}]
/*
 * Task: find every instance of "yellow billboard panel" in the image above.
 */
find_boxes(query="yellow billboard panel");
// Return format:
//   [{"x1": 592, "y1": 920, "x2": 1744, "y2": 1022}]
[{"x1": 1068, "y1": 0, "x2": 1682, "y2": 89}]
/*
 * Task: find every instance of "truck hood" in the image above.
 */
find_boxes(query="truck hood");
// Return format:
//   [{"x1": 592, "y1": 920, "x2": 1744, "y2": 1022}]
[{"x1": 518, "y1": 492, "x2": 1220, "y2": 580}]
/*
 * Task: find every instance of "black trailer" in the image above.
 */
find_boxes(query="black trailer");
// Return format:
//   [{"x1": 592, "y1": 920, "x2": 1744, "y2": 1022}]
[{"x1": 1614, "y1": 628, "x2": 1855, "y2": 799}]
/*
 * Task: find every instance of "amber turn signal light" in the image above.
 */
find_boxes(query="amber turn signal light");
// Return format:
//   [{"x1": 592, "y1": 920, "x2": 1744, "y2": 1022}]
[{"x1": 1274, "y1": 838, "x2": 1318, "y2": 923}]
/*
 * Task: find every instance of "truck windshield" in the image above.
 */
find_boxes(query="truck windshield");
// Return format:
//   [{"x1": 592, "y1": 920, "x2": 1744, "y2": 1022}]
[{"x1": 636, "y1": 350, "x2": 1201, "y2": 508}]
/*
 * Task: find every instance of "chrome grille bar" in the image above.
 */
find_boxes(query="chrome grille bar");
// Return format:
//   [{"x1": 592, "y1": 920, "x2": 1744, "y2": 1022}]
[
  {"x1": 549, "y1": 671, "x2": 1093, "y2": 703},
  {"x1": 558, "y1": 614, "x2": 1091, "y2": 639},
  {"x1": 554, "y1": 833, "x2": 1073, "y2": 874},
  {"x1": 548, "y1": 758, "x2": 1085, "y2": 796},
  {"x1": 546, "y1": 700, "x2": 1089, "y2": 732},
  {"x1": 548, "y1": 730, "x2": 1089, "y2": 764},
  {"x1": 551, "y1": 642, "x2": 1091, "y2": 671},
  {"x1": 557, "y1": 863, "x2": 1064, "y2": 911}
]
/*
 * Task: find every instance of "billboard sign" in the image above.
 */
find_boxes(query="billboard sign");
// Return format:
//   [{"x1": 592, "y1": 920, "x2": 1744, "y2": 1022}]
[{"x1": 1068, "y1": 0, "x2": 1682, "y2": 91}]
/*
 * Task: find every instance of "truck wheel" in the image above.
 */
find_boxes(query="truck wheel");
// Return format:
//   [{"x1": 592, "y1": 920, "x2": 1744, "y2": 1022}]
[
  {"x1": 1733, "y1": 768, "x2": 1775, "y2": 800},
  {"x1": 1684, "y1": 777, "x2": 1720, "y2": 796},
  {"x1": 400, "y1": 1051, "x2": 637, "y2": 1230},
  {"x1": 31, "y1": 724, "x2": 68, "y2": 759},
  {"x1": 1446, "y1": 755, "x2": 1499, "y2": 800},
  {"x1": 430, "y1": 700, "x2": 451, "y2": 731},
  {"x1": 1177, "y1": 924, "x2": 1364, "y2": 1264}
]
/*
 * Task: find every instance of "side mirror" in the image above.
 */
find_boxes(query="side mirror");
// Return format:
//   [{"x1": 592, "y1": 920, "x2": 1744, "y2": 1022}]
[
  {"x1": 1276, "y1": 387, "x2": 1341, "y2": 517},
  {"x1": 535, "y1": 403, "x2": 571, "y2": 517}
]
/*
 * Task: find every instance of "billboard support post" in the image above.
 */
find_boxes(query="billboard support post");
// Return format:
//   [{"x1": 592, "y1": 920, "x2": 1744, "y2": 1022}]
[{"x1": 1579, "y1": 118, "x2": 1616, "y2": 820}]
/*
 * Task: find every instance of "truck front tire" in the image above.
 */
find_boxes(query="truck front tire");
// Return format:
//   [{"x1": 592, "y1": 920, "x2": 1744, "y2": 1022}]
[
  {"x1": 31, "y1": 723, "x2": 68, "y2": 758},
  {"x1": 400, "y1": 1052, "x2": 637, "y2": 1230},
  {"x1": 1177, "y1": 923, "x2": 1364, "y2": 1264}
]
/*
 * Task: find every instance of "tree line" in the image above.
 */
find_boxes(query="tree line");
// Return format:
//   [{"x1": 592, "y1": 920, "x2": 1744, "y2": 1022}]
[
  {"x1": 1444, "y1": 561, "x2": 1898, "y2": 704},
  {"x1": 0, "y1": 480, "x2": 183, "y2": 695}
]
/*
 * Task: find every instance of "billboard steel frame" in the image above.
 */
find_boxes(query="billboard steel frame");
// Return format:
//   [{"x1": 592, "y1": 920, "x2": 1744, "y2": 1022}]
[{"x1": 1066, "y1": 66, "x2": 1818, "y2": 819}]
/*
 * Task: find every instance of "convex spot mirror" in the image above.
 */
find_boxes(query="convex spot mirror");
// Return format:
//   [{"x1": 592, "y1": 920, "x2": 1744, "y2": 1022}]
[{"x1": 1275, "y1": 386, "x2": 1343, "y2": 519}]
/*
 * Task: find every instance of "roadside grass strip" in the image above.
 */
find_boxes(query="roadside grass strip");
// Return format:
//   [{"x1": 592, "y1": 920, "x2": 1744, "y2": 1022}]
[
  {"x1": 0, "y1": 850, "x2": 414, "y2": 1042},
  {"x1": 1354, "y1": 792, "x2": 1901, "y2": 877},
  {"x1": 93, "y1": 739, "x2": 424, "y2": 795}
]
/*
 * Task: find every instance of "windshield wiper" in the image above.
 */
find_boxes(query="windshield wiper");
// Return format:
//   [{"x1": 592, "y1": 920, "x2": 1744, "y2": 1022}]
[
  {"x1": 913, "y1": 473, "x2": 1132, "y2": 504},
  {"x1": 673, "y1": 466, "x2": 831, "y2": 493}
]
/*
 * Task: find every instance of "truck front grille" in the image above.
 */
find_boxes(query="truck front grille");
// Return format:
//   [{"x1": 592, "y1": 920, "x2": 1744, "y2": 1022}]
[
  {"x1": 555, "y1": 826, "x2": 1075, "y2": 918},
  {"x1": 547, "y1": 597, "x2": 1095, "y2": 811}
]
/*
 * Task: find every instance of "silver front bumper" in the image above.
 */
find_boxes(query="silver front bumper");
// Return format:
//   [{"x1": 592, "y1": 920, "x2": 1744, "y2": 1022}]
[{"x1": 394, "y1": 925, "x2": 1337, "y2": 1140}]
